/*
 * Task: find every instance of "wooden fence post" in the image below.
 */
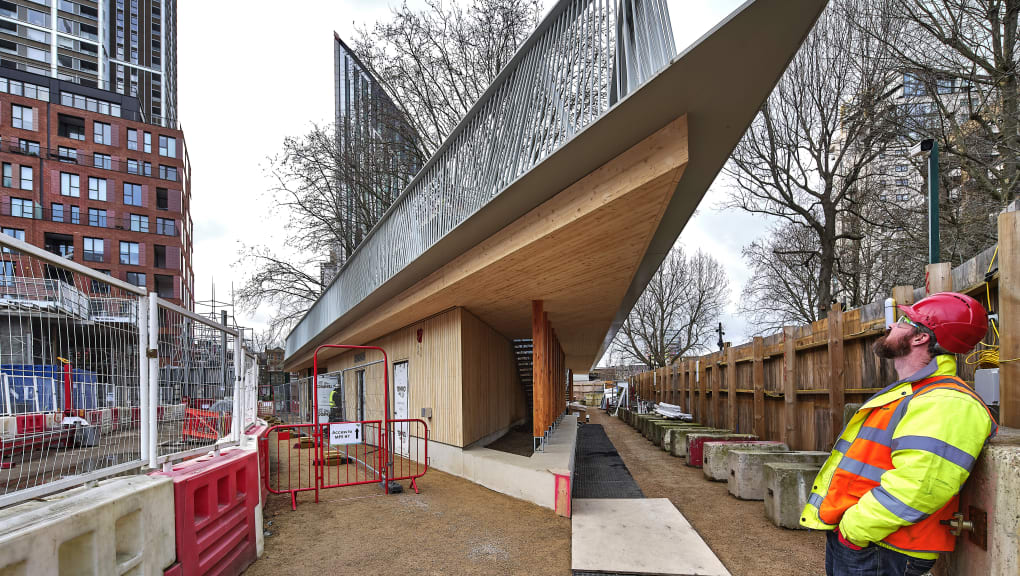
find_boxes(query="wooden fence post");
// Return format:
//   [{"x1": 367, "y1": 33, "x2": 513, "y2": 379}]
[
  {"x1": 828, "y1": 303, "x2": 845, "y2": 445},
  {"x1": 999, "y1": 210, "x2": 1019, "y2": 427},
  {"x1": 892, "y1": 285, "x2": 915, "y2": 307},
  {"x1": 698, "y1": 357, "x2": 708, "y2": 425},
  {"x1": 688, "y1": 359, "x2": 695, "y2": 418},
  {"x1": 753, "y1": 337, "x2": 765, "y2": 439},
  {"x1": 726, "y1": 345, "x2": 737, "y2": 432},
  {"x1": 783, "y1": 326, "x2": 797, "y2": 449},
  {"x1": 711, "y1": 352, "x2": 721, "y2": 428},
  {"x1": 925, "y1": 262, "x2": 953, "y2": 294}
]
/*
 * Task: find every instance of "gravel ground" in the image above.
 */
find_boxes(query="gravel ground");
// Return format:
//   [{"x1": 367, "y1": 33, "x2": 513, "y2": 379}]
[
  {"x1": 245, "y1": 466, "x2": 571, "y2": 575},
  {"x1": 592, "y1": 409, "x2": 826, "y2": 576}
]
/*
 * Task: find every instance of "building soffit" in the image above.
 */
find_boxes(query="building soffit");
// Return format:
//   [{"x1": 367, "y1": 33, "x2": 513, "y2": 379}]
[{"x1": 285, "y1": 0, "x2": 829, "y2": 369}]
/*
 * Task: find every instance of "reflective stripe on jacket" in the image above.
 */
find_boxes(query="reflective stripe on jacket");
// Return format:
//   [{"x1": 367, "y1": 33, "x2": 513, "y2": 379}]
[
  {"x1": 800, "y1": 355, "x2": 996, "y2": 559},
  {"x1": 329, "y1": 389, "x2": 339, "y2": 408}
]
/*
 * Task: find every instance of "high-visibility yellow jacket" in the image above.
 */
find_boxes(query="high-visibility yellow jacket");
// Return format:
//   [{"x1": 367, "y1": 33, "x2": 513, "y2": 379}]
[
  {"x1": 329, "y1": 389, "x2": 339, "y2": 408},
  {"x1": 800, "y1": 355, "x2": 996, "y2": 559}
]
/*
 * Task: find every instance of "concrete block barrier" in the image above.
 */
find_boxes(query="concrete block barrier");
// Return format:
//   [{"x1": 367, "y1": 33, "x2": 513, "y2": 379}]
[
  {"x1": 703, "y1": 441, "x2": 788, "y2": 481},
  {"x1": 686, "y1": 434, "x2": 758, "y2": 468},
  {"x1": 764, "y1": 462, "x2": 821, "y2": 529},
  {"x1": 670, "y1": 428, "x2": 728, "y2": 458},
  {"x1": 657, "y1": 423, "x2": 701, "y2": 451},
  {"x1": 644, "y1": 419, "x2": 679, "y2": 441},
  {"x1": 641, "y1": 418, "x2": 670, "y2": 439},
  {"x1": 728, "y1": 450, "x2": 829, "y2": 500},
  {"x1": 0, "y1": 475, "x2": 176, "y2": 575}
]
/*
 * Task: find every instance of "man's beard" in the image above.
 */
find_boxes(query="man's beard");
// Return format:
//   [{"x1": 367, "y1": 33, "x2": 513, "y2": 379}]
[{"x1": 873, "y1": 332, "x2": 911, "y2": 359}]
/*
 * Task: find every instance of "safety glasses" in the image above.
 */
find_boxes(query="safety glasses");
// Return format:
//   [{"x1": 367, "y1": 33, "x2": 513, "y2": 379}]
[{"x1": 897, "y1": 315, "x2": 919, "y2": 329}]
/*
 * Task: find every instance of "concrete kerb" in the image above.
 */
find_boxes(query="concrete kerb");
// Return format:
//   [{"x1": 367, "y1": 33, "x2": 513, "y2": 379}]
[
  {"x1": 727, "y1": 451, "x2": 829, "y2": 500},
  {"x1": 703, "y1": 442, "x2": 788, "y2": 481},
  {"x1": 670, "y1": 428, "x2": 728, "y2": 458},
  {"x1": 763, "y1": 462, "x2": 822, "y2": 529}
]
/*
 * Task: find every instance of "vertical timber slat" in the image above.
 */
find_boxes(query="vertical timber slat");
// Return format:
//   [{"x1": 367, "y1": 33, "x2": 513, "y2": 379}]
[
  {"x1": 711, "y1": 353, "x2": 720, "y2": 428},
  {"x1": 999, "y1": 211, "x2": 1019, "y2": 427},
  {"x1": 925, "y1": 262, "x2": 953, "y2": 295},
  {"x1": 783, "y1": 326, "x2": 797, "y2": 449},
  {"x1": 532, "y1": 301, "x2": 546, "y2": 441},
  {"x1": 828, "y1": 303, "x2": 845, "y2": 446},
  {"x1": 726, "y1": 345, "x2": 736, "y2": 432},
  {"x1": 753, "y1": 337, "x2": 765, "y2": 439}
]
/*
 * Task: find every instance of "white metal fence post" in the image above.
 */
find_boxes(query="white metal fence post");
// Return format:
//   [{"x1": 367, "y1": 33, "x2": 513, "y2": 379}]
[
  {"x1": 138, "y1": 294, "x2": 149, "y2": 462},
  {"x1": 148, "y1": 293, "x2": 159, "y2": 469},
  {"x1": 233, "y1": 337, "x2": 243, "y2": 441}
]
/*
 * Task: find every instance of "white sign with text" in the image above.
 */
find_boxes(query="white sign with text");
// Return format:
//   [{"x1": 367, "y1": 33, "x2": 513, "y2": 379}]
[{"x1": 329, "y1": 422, "x2": 363, "y2": 445}]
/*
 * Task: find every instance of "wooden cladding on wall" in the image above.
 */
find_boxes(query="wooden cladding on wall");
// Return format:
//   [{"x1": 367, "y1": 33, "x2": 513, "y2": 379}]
[{"x1": 461, "y1": 308, "x2": 527, "y2": 446}]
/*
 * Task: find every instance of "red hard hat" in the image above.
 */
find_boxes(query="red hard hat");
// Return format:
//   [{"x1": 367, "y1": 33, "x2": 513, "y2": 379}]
[{"x1": 898, "y1": 292, "x2": 988, "y2": 354}]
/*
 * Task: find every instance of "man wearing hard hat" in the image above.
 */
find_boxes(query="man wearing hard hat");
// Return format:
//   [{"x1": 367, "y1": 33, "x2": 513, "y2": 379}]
[{"x1": 800, "y1": 292, "x2": 997, "y2": 576}]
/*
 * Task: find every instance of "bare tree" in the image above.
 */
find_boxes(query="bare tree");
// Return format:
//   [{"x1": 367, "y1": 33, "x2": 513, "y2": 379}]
[
  {"x1": 237, "y1": 1, "x2": 542, "y2": 335},
  {"x1": 354, "y1": 0, "x2": 543, "y2": 157},
  {"x1": 724, "y1": 0, "x2": 899, "y2": 319},
  {"x1": 235, "y1": 118, "x2": 420, "y2": 335},
  {"x1": 869, "y1": 0, "x2": 1020, "y2": 210},
  {"x1": 614, "y1": 246, "x2": 729, "y2": 368},
  {"x1": 739, "y1": 224, "x2": 823, "y2": 332}
]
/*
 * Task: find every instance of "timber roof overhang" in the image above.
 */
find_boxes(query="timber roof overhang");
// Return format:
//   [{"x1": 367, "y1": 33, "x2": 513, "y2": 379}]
[{"x1": 285, "y1": 0, "x2": 828, "y2": 370}]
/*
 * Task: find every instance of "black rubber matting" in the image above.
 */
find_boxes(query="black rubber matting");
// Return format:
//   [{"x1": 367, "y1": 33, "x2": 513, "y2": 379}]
[{"x1": 571, "y1": 424, "x2": 643, "y2": 499}]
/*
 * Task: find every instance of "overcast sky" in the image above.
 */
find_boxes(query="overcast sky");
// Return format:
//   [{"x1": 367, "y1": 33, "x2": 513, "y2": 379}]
[{"x1": 177, "y1": 0, "x2": 764, "y2": 357}]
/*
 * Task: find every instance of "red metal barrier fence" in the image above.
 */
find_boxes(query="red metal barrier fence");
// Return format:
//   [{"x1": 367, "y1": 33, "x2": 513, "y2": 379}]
[{"x1": 259, "y1": 419, "x2": 428, "y2": 510}]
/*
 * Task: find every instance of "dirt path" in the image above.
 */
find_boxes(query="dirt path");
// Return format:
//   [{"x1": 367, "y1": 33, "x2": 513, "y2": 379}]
[
  {"x1": 592, "y1": 409, "x2": 826, "y2": 576},
  {"x1": 246, "y1": 466, "x2": 571, "y2": 575}
]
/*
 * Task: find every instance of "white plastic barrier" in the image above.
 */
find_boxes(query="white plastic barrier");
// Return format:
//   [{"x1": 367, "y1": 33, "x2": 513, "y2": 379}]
[{"x1": 0, "y1": 475, "x2": 175, "y2": 575}]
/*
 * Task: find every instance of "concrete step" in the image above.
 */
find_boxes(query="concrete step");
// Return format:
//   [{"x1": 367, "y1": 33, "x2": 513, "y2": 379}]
[
  {"x1": 764, "y1": 462, "x2": 822, "y2": 530},
  {"x1": 571, "y1": 498, "x2": 730, "y2": 576},
  {"x1": 727, "y1": 451, "x2": 829, "y2": 500},
  {"x1": 702, "y1": 441, "x2": 788, "y2": 481}
]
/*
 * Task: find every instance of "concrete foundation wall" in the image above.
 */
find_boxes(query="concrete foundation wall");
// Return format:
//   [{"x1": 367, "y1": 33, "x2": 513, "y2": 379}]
[
  {"x1": 412, "y1": 415, "x2": 578, "y2": 510},
  {"x1": 0, "y1": 475, "x2": 176, "y2": 575},
  {"x1": 937, "y1": 426, "x2": 1020, "y2": 576}
]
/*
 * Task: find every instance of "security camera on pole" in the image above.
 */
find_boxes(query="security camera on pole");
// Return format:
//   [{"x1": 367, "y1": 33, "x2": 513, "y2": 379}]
[{"x1": 910, "y1": 138, "x2": 939, "y2": 264}]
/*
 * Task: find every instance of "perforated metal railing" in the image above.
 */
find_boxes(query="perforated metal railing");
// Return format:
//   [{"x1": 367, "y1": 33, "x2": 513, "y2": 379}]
[
  {"x1": 0, "y1": 233, "x2": 146, "y2": 508},
  {"x1": 287, "y1": 0, "x2": 676, "y2": 358}
]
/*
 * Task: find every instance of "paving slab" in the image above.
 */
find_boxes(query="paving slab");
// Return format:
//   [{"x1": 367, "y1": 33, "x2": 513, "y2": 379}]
[{"x1": 571, "y1": 498, "x2": 731, "y2": 576}]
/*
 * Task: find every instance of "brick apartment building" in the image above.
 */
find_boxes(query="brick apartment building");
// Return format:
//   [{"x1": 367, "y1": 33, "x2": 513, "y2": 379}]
[{"x1": 0, "y1": 68, "x2": 192, "y2": 307}]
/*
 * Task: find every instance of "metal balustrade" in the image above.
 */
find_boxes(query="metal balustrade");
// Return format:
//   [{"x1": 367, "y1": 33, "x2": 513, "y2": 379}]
[{"x1": 287, "y1": 0, "x2": 675, "y2": 357}]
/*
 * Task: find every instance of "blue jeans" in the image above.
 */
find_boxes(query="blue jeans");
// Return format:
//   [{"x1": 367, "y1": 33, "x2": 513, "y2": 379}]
[{"x1": 825, "y1": 531, "x2": 936, "y2": 576}]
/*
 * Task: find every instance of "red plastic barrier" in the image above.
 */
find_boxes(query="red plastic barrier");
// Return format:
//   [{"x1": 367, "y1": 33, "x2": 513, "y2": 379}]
[
  {"x1": 15, "y1": 414, "x2": 47, "y2": 434},
  {"x1": 152, "y1": 449, "x2": 259, "y2": 576},
  {"x1": 687, "y1": 437, "x2": 780, "y2": 468}
]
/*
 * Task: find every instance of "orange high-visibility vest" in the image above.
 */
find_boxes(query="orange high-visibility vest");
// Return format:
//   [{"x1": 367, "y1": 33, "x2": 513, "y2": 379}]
[{"x1": 816, "y1": 375, "x2": 996, "y2": 553}]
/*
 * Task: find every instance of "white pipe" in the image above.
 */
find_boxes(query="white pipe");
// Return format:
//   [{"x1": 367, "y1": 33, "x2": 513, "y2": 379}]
[
  {"x1": 148, "y1": 293, "x2": 158, "y2": 469},
  {"x1": 138, "y1": 295, "x2": 149, "y2": 461}
]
